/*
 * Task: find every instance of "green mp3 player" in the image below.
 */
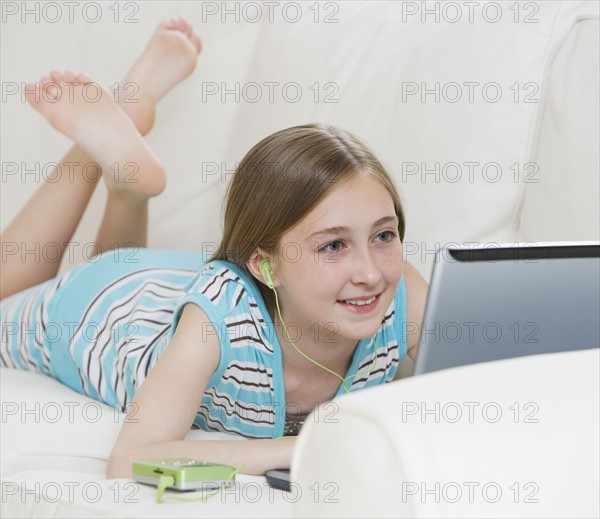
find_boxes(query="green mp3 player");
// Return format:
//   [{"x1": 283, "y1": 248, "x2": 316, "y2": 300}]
[{"x1": 132, "y1": 458, "x2": 237, "y2": 491}]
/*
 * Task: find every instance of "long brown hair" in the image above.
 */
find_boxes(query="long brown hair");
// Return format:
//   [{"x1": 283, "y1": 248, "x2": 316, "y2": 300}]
[{"x1": 210, "y1": 123, "x2": 405, "y2": 311}]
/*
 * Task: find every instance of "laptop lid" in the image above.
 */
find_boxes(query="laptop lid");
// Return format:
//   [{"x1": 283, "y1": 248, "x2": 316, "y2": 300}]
[{"x1": 413, "y1": 242, "x2": 600, "y2": 375}]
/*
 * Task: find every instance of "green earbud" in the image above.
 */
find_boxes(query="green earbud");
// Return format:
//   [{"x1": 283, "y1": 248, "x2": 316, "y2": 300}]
[{"x1": 259, "y1": 258, "x2": 275, "y2": 289}]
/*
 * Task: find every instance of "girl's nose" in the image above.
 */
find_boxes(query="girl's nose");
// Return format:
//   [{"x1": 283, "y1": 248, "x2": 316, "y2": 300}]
[{"x1": 350, "y1": 249, "x2": 381, "y2": 286}]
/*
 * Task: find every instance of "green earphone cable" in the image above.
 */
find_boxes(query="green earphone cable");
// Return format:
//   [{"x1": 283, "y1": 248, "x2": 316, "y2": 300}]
[
  {"x1": 155, "y1": 464, "x2": 243, "y2": 504},
  {"x1": 271, "y1": 282, "x2": 378, "y2": 394}
]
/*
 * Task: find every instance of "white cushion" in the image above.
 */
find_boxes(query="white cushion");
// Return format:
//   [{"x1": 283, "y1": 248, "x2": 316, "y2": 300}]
[
  {"x1": 0, "y1": 369, "x2": 292, "y2": 518},
  {"x1": 1, "y1": 1, "x2": 597, "y2": 280},
  {"x1": 292, "y1": 349, "x2": 600, "y2": 518},
  {"x1": 516, "y1": 12, "x2": 600, "y2": 243}
]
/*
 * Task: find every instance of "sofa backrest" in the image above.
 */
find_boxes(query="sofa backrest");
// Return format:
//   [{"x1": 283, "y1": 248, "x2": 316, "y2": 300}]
[{"x1": 1, "y1": 1, "x2": 598, "y2": 280}]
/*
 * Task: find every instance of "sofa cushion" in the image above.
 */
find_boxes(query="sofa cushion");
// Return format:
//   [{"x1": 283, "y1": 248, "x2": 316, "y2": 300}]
[
  {"x1": 0, "y1": 369, "x2": 292, "y2": 517},
  {"x1": 293, "y1": 349, "x2": 600, "y2": 518}
]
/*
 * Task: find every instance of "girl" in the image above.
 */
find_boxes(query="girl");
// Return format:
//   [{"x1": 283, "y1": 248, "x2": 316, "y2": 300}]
[{"x1": 0, "y1": 19, "x2": 428, "y2": 479}]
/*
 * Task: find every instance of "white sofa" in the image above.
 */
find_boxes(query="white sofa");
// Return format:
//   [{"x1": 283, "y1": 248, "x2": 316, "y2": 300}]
[
  {"x1": 1, "y1": 1, "x2": 598, "y2": 517},
  {"x1": 293, "y1": 348, "x2": 600, "y2": 518}
]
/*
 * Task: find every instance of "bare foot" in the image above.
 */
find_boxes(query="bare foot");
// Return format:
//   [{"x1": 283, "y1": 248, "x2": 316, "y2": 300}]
[
  {"x1": 25, "y1": 71, "x2": 166, "y2": 198},
  {"x1": 118, "y1": 17, "x2": 202, "y2": 135}
]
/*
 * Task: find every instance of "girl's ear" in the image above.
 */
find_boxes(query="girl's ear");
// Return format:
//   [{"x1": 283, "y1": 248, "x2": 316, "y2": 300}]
[{"x1": 247, "y1": 249, "x2": 276, "y2": 288}]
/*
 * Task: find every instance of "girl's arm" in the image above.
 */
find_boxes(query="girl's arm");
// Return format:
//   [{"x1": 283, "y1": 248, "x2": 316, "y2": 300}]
[
  {"x1": 106, "y1": 303, "x2": 295, "y2": 479},
  {"x1": 404, "y1": 261, "x2": 429, "y2": 361}
]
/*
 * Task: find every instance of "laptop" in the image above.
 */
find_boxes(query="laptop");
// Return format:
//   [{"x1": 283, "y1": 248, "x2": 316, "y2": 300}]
[{"x1": 413, "y1": 242, "x2": 600, "y2": 375}]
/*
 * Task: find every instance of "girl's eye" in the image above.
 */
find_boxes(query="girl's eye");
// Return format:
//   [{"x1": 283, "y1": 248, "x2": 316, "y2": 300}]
[
  {"x1": 376, "y1": 230, "x2": 397, "y2": 242},
  {"x1": 321, "y1": 240, "x2": 343, "y2": 253}
]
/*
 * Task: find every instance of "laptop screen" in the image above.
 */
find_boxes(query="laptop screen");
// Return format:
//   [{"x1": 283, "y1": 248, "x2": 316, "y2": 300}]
[{"x1": 413, "y1": 243, "x2": 600, "y2": 375}]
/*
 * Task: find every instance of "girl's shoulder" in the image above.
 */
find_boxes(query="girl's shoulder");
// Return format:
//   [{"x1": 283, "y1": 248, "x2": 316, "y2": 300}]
[
  {"x1": 185, "y1": 260, "x2": 265, "y2": 308},
  {"x1": 169, "y1": 259, "x2": 272, "y2": 340}
]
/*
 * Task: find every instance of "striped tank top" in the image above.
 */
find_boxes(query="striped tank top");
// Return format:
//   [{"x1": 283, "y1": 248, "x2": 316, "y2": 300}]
[
  {"x1": 3, "y1": 249, "x2": 407, "y2": 438},
  {"x1": 170, "y1": 260, "x2": 408, "y2": 438}
]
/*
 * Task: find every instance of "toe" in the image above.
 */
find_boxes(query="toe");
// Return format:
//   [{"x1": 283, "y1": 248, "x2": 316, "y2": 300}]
[
  {"x1": 64, "y1": 71, "x2": 77, "y2": 82},
  {"x1": 190, "y1": 33, "x2": 202, "y2": 54},
  {"x1": 164, "y1": 17, "x2": 177, "y2": 29},
  {"x1": 40, "y1": 76, "x2": 53, "y2": 88},
  {"x1": 39, "y1": 75, "x2": 60, "y2": 100},
  {"x1": 78, "y1": 73, "x2": 94, "y2": 84},
  {"x1": 50, "y1": 70, "x2": 64, "y2": 83}
]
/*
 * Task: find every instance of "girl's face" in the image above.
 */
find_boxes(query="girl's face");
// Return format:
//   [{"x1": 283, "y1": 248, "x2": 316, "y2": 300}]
[{"x1": 272, "y1": 173, "x2": 404, "y2": 347}]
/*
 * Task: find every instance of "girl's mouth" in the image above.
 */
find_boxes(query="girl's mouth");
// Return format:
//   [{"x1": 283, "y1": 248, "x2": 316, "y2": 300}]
[{"x1": 337, "y1": 294, "x2": 380, "y2": 313}]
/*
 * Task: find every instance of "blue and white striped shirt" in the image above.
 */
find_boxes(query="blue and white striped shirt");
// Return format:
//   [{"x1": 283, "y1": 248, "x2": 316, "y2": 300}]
[
  {"x1": 1, "y1": 248, "x2": 407, "y2": 438},
  {"x1": 170, "y1": 260, "x2": 407, "y2": 438}
]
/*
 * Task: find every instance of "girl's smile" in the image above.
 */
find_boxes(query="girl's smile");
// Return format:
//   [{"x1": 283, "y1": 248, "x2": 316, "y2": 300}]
[{"x1": 337, "y1": 293, "x2": 381, "y2": 314}]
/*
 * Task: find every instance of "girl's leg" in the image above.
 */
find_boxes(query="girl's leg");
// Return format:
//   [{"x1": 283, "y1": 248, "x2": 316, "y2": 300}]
[
  {"x1": 0, "y1": 18, "x2": 201, "y2": 301},
  {"x1": 1, "y1": 145, "x2": 101, "y2": 300},
  {"x1": 92, "y1": 13, "x2": 203, "y2": 257}
]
